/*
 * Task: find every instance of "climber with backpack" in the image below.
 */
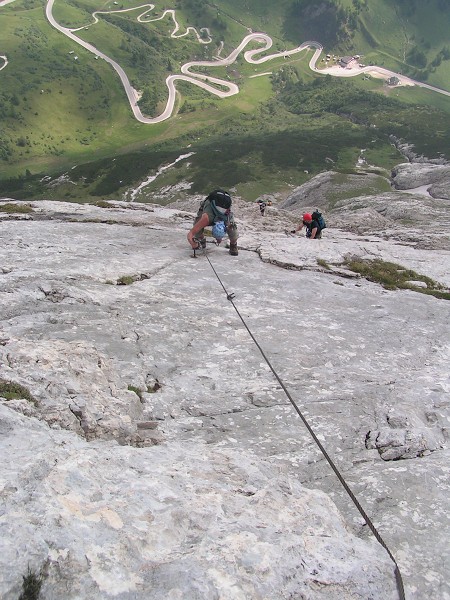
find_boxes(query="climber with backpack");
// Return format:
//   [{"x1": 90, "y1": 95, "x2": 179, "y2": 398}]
[
  {"x1": 291, "y1": 210, "x2": 326, "y2": 239},
  {"x1": 187, "y1": 189, "x2": 239, "y2": 255}
]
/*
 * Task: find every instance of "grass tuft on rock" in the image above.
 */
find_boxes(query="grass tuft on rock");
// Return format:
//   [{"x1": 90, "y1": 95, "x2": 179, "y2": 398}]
[
  {"x1": 343, "y1": 257, "x2": 450, "y2": 299},
  {"x1": 0, "y1": 203, "x2": 33, "y2": 214},
  {"x1": 0, "y1": 379, "x2": 38, "y2": 405},
  {"x1": 317, "y1": 258, "x2": 331, "y2": 270},
  {"x1": 117, "y1": 275, "x2": 135, "y2": 285},
  {"x1": 19, "y1": 566, "x2": 44, "y2": 600},
  {"x1": 94, "y1": 200, "x2": 114, "y2": 208},
  {"x1": 128, "y1": 384, "x2": 144, "y2": 401}
]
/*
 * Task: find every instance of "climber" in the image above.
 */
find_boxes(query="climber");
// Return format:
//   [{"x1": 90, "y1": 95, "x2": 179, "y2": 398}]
[
  {"x1": 187, "y1": 189, "x2": 239, "y2": 255},
  {"x1": 291, "y1": 211, "x2": 326, "y2": 239}
]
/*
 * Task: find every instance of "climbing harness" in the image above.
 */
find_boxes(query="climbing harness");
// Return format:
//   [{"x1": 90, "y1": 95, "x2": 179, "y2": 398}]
[{"x1": 199, "y1": 250, "x2": 406, "y2": 600}]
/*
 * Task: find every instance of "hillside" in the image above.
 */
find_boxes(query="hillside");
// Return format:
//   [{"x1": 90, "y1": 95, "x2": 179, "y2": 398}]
[{"x1": 0, "y1": 0, "x2": 449, "y2": 200}]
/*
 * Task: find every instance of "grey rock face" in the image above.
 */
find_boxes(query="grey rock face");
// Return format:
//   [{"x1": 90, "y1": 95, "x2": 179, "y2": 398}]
[
  {"x1": 391, "y1": 163, "x2": 450, "y2": 198},
  {"x1": 1, "y1": 405, "x2": 395, "y2": 600},
  {"x1": 279, "y1": 171, "x2": 391, "y2": 212},
  {"x1": 0, "y1": 193, "x2": 449, "y2": 599},
  {"x1": 278, "y1": 168, "x2": 450, "y2": 250}
]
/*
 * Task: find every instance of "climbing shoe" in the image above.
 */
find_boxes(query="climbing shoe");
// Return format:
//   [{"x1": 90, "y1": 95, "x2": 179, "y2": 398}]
[{"x1": 229, "y1": 243, "x2": 238, "y2": 256}]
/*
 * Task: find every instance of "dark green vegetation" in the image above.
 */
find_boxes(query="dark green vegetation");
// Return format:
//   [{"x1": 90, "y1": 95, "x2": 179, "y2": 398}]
[
  {"x1": 0, "y1": 0, "x2": 449, "y2": 201},
  {"x1": 343, "y1": 258, "x2": 450, "y2": 300},
  {"x1": 279, "y1": 76, "x2": 450, "y2": 159},
  {"x1": 19, "y1": 566, "x2": 44, "y2": 600},
  {"x1": 284, "y1": 0, "x2": 351, "y2": 47},
  {"x1": 0, "y1": 378, "x2": 37, "y2": 404}
]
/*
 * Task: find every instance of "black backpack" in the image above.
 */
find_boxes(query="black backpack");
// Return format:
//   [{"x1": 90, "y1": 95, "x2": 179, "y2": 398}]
[
  {"x1": 207, "y1": 189, "x2": 232, "y2": 210},
  {"x1": 207, "y1": 189, "x2": 232, "y2": 221},
  {"x1": 312, "y1": 210, "x2": 326, "y2": 230}
]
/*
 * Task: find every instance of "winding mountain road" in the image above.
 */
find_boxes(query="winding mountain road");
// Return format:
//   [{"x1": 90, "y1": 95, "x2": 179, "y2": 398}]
[
  {"x1": 44, "y1": 0, "x2": 323, "y2": 123},
  {"x1": 8, "y1": 0, "x2": 450, "y2": 123}
]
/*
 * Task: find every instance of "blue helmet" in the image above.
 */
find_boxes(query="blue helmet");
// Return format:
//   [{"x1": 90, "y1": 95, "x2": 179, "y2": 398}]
[{"x1": 212, "y1": 221, "x2": 226, "y2": 240}]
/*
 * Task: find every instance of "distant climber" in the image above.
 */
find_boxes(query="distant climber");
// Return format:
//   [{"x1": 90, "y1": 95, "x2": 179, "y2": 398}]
[
  {"x1": 257, "y1": 199, "x2": 266, "y2": 216},
  {"x1": 291, "y1": 211, "x2": 326, "y2": 239},
  {"x1": 187, "y1": 189, "x2": 239, "y2": 255},
  {"x1": 257, "y1": 198, "x2": 273, "y2": 216}
]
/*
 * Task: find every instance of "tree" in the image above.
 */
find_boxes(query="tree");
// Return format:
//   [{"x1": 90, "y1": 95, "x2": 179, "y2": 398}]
[{"x1": 407, "y1": 47, "x2": 427, "y2": 69}]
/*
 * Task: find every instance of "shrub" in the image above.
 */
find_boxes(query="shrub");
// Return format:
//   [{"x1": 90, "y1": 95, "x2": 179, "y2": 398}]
[{"x1": 0, "y1": 379, "x2": 37, "y2": 404}]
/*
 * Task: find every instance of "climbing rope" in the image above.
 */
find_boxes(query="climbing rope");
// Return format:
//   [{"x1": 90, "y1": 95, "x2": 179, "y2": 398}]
[{"x1": 202, "y1": 249, "x2": 406, "y2": 600}]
